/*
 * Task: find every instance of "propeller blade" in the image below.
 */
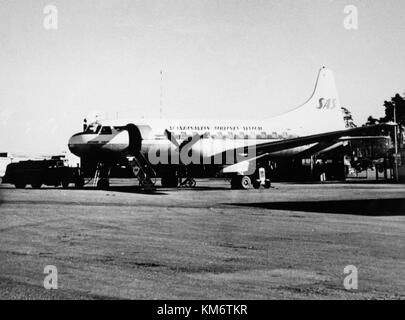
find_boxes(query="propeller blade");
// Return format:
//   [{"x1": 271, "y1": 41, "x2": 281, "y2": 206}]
[
  {"x1": 165, "y1": 129, "x2": 207, "y2": 153},
  {"x1": 164, "y1": 129, "x2": 180, "y2": 148},
  {"x1": 179, "y1": 133, "x2": 206, "y2": 151}
]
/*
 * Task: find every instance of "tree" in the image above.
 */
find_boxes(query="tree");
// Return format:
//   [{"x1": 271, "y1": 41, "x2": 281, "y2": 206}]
[
  {"x1": 380, "y1": 94, "x2": 405, "y2": 127},
  {"x1": 364, "y1": 115, "x2": 380, "y2": 126},
  {"x1": 365, "y1": 93, "x2": 405, "y2": 126},
  {"x1": 364, "y1": 92, "x2": 405, "y2": 147},
  {"x1": 341, "y1": 107, "x2": 357, "y2": 128}
]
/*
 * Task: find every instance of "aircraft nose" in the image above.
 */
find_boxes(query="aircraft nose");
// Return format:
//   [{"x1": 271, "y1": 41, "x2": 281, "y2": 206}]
[{"x1": 68, "y1": 133, "x2": 85, "y2": 156}]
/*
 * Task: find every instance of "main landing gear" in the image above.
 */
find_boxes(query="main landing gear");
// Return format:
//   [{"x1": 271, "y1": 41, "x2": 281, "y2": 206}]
[
  {"x1": 160, "y1": 168, "x2": 197, "y2": 188},
  {"x1": 179, "y1": 177, "x2": 196, "y2": 188},
  {"x1": 230, "y1": 167, "x2": 271, "y2": 190}
]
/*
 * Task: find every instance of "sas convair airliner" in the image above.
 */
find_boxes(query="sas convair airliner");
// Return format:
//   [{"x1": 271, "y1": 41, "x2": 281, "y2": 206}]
[{"x1": 68, "y1": 67, "x2": 391, "y2": 190}]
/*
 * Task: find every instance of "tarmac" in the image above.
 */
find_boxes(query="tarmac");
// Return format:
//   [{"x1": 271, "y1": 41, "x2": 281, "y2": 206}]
[{"x1": 0, "y1": 179, "x2": 404, "y2": 299}]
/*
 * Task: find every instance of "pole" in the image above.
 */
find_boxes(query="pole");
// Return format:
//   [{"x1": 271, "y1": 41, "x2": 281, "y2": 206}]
[
  {"x1": 393, "y1": 105, "x2": 399, "y2": 182},
  {"x1": 160, "y1": 70, "x2": 163, "y2": 119}
]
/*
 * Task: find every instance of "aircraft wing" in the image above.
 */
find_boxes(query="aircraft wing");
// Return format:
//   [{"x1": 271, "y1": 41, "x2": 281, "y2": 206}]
[
  {"x1": 249, "y1": 123, "x2": 393, "y2": 156},
  {"x1": 221, "y1": 123, "x2": 394, "y2": 175}
]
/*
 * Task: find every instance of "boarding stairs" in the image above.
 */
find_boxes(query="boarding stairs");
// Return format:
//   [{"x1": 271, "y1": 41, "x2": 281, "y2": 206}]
[{"x1": 127, "y1": 151, "x2": 156, "y2": 191}]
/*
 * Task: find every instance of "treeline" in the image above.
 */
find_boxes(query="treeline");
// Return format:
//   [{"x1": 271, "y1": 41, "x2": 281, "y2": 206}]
[{"x1": 365, "y1": 93, "x2": 405, "y2": 128}]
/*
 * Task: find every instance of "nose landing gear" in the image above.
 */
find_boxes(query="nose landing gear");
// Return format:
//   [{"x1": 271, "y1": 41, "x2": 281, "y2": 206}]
[{"x1": 93, "y1": 163, "x2": 111, "y2": 190}]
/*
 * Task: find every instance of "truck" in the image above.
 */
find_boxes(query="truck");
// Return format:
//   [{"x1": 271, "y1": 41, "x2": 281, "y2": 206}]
[{"x1": 2, "y1": 158, "x2": 84, "y2": 189}]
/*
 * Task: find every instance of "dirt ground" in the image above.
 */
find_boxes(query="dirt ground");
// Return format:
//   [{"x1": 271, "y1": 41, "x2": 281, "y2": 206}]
[{"x1": 0, "y1": 179, "x2": 404, "y2": 299}]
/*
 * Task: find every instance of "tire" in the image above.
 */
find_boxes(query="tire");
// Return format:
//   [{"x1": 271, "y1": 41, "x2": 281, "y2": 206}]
[
  {"x1": 15, "y1": 181, "x2": 26, "y2": 189},
  {"x1": 264, "y1": 180, "x2": 271, "y2": 189},
  {"x1": 75, "y1": 177, "x2": 84, "y2": 189},
  {"x1": 31, "y1": 181, "x2": 42, "y2": 189},
  {"x1": 253, "y1": 180, "x2": 261, "y2": 189},
  {"x1": 240, "y1": 176, "x2": 251, "y2": 189},
  {"x1": 187, "y1": 179, "x2": 196, "y2": 188},
  {"x1": 62, "y1": 179, "x2": 70, "y2": 189},
  {"x1": 231, "y1": 176, "x2": 251, "y2": 190}
]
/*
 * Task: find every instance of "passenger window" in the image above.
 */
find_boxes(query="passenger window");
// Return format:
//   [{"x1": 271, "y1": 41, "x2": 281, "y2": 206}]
[
  {"x1": 86, "y1": 125, "x2": 102, "y2": 134},
  {"x1": 85, "y1": 125, "x2": 97, "y2": 134},
  {"x1": 100, "y1": 126, "x2": 112, "y2": 135}
]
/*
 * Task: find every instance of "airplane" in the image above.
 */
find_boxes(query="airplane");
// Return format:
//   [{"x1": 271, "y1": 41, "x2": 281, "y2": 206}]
[{"x1": 68, "y1": 67, "x2": 393, "y2": 190}]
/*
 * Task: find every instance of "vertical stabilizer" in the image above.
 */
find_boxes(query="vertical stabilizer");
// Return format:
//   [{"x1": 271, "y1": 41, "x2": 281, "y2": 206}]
[{"x1": 271, "y1": 67, "x2": 346, "y2": 135}]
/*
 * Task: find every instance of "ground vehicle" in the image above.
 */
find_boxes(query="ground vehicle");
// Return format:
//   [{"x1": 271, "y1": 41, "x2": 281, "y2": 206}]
[{"x1": 2, "y1": 159, "x2": 84, "y2": 189}]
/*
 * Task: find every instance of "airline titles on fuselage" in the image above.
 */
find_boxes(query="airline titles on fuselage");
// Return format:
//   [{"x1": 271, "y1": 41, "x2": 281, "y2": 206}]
[
  {"x1": 167, "y1": 124, "x2": 297, "y2": 140},
  {"x1": 169, "y1": 125, "x2": 264, "y2": 132}
]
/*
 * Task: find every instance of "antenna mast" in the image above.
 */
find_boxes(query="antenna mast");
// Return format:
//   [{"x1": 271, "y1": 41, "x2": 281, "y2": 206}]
[{"x1": 159, "y1": 69, "x2": 163, "y2": 119}]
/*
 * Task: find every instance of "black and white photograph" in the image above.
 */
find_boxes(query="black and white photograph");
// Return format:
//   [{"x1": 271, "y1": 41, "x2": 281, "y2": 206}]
[{"x1": 0, "y1": 0, "x2": 404, "y2": 305}]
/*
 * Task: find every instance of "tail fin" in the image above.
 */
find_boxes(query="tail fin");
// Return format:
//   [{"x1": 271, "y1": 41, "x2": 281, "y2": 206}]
[
  {"x1": 305, "y1": 66, "x2": 341, "y2": 111},
  {"x1": 272, "y1": 67, "x2": 346, "y2": 135}
]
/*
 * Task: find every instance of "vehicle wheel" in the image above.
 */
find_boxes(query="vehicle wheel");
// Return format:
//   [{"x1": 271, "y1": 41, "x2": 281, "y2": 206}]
[
  {"x1": 15, "y1": 182, "x2": 26, "y2": 189},
  {"x1": 252, "y1": 180, "x2": 261, "y2": 189},
  {"x1": 62, "y1": 179, "x2": 70, "y2": 189},
  {"x1": 31, "y1": 181, "x2": 42, "y2": 189},
  {"x1": 75, "y1": 177, "x2": 84, "y2": 189},
  {"x1": 264, "y1": 180, "x2": 271, "y2": 189},
  {"x1": 97, "y1": 179, "x2": 109, "y2": 190},
  {"x1": 240, "y1": 176, "x2": 251, "y2": 189},
  {"x1": 187, "y1": 179, "x2": 196, "y2": 188}
]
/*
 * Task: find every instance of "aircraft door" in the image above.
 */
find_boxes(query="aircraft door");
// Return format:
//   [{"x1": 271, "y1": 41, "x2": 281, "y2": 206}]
[{"x1": 125, "y1": 124, "x2": 143, "y2": 154}]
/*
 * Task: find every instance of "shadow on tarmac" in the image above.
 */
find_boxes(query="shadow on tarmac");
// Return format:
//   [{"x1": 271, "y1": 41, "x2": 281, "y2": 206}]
[
  {"x1": 0, "y1": 184, "x2": 168, "y2": 195},
  {"x1": 278, "y1": 180, "x2": 398, "y2": 185},
  {"x1": 0, "y1": 184, "x2": 230, "y2": 194},
  {"x1": 95, "y1": 186, "x2": 169, "y2": 195},
  {"x1": 229, "y1": 198, "x2": 405, "y2": 216}
]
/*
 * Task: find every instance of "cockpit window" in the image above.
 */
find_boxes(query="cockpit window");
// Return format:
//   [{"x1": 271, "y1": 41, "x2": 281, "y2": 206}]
[
  {"x1": 84, "y1": 124, "x2": 101, "y2": 134},
  {"x1": 100, "y1": 126, "x2": 112, "y2": 135}
]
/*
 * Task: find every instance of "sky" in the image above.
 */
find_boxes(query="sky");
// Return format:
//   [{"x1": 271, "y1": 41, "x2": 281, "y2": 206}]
[{"x1": 1, "y1": 0, "x2": 405, "y2": 154}]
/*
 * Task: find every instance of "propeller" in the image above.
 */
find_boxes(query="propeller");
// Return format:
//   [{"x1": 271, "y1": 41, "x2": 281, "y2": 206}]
[
  {"x1": 164, "y1": 129, "x2": 180, "y2": 149},
  {"x1": 164, "y1": 129, "x2": 205, "y2": 152}
]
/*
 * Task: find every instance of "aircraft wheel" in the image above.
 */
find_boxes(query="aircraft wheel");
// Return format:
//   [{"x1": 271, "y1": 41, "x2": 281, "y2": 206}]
[
  {"x1": 264, "y1": 180, "x2": 271, "y2": 189},
  {"x1": 187, "y1": 179, "x2": 196, "y2": 188},
  {"x1": 252, "y1": 180, "x2": 261, "y2": 189},
  {"x1": 231, "y1": 176, "x2": 251, "y2": 189},
  {"x1": 240, "y1": 176, "x2": 251, "y2": 189}
]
